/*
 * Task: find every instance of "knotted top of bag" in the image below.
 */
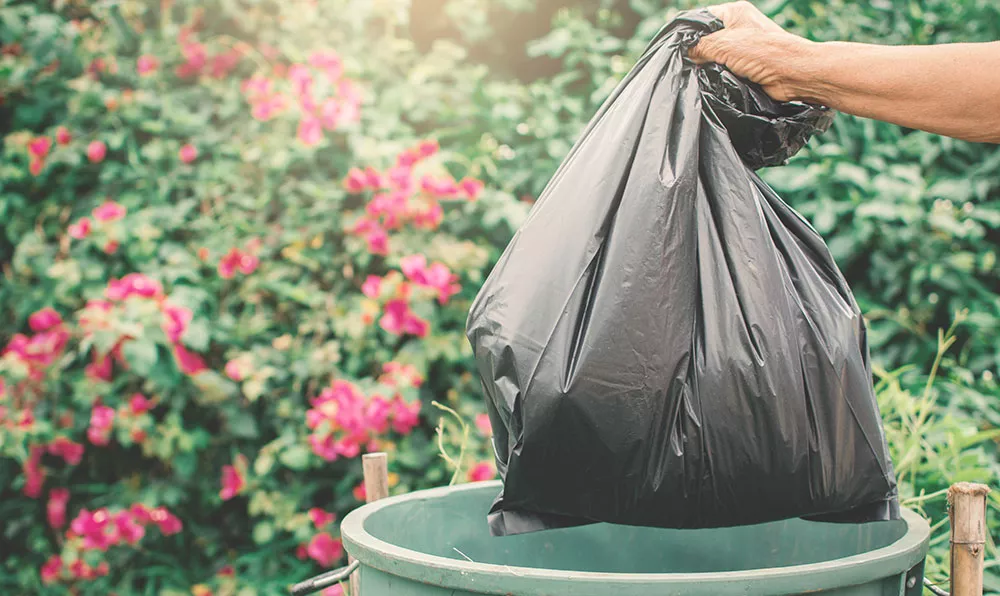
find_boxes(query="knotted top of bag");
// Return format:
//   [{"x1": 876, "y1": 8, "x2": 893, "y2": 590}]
[{"x1": 644, "y1": 10, "x2": 833, "y2": 170}]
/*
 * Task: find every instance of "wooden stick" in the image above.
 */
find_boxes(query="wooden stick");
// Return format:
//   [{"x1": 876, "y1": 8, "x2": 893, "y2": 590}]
[
  {"x1": 350, "y1": 452, "x2": 391, "y2": 596},
  {"x1": 362, "y1": 453, "x2": 390, "y2": 502},
  {"x1": 948, "y1": 482, "x2": 990, "y2": 596}
]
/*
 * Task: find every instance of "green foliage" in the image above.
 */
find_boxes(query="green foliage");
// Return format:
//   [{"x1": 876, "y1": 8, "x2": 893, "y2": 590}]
[{"x1": 1, "y1": 0, "x2": 998, "y2": 594}]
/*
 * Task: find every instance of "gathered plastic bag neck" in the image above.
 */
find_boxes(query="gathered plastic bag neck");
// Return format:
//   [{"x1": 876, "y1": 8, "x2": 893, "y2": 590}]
[{"x1": 646, "y1": 10, "x2": 834, "y2": 169}]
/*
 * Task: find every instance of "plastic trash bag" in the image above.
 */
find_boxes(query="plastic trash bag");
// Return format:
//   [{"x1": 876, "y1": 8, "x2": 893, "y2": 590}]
[{"x1": 466, "y1": 9, "x2": 900, "y2": 537}]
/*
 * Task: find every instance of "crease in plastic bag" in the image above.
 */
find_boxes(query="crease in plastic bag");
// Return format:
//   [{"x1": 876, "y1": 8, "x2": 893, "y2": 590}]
[{"x1": 466, "y1": 9, "x2": 899, "y2": 537}]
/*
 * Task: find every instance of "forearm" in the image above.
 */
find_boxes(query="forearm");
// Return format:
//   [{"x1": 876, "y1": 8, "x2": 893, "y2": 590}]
[{"x1": 785, "y1": 40, "x2": 1000, "y2": 143}]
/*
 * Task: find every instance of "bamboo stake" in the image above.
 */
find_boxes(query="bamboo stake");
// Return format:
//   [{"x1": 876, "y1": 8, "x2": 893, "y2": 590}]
[
  {"x1": 350, "y1": 453, "x2": 390, "y2": 596},
  {"x1": 948, "y1": 482, "x2": 990, "y2": 596}
]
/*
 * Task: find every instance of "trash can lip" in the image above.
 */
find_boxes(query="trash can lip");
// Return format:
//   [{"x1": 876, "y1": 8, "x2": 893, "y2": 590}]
[{"x1": 341, "y1": 481, "x2": 930, "y2": 595}]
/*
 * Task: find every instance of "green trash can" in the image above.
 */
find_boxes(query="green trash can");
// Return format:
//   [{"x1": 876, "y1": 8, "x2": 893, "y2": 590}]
[{"x1": 301, "y1": 481, "x2": 929, "y2": 596}]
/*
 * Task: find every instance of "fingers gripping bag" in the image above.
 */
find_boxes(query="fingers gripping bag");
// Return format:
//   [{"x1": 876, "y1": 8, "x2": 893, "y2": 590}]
[{"x1": 465, "y1": 9, "x2": 899, "y2": 536}]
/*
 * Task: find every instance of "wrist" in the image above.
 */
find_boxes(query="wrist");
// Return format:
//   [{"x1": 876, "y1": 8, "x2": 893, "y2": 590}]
[{"x1": 779, "y1": 39, "x2": 833, "y2": 106}]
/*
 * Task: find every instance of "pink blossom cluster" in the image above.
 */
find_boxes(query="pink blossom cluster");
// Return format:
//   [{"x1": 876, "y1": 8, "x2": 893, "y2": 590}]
[
  {"x1": 218, "y1": 246, "x2": 260, "y2": 279},
  {"x1": 67, "y1": 199, "x2": 127, "y2": 253},
  {"x1": 400, "y1": 254, "x2": 461, "y2": 304},
  {"x1": 343, "y1": 140, "x2": 483, "y2": 256},
  {"x1": 25, "y1": 127, "x2": 73, "y2": 175},
  {"x1": 2, "y1": 306, "x2": 69, "y2": 381},
  {"x1": 295, "y1": 508, "x2": 344, "y2": 568},
  {"x1": 219, "y1": 454, "x2": 248, "y2": 501},
  {"x1": 42, "y1": 503, "x2": 182, "y2": 584},
  {"x1": 175, "y1": 28, "x2": 242, "y2": 79},
  {"x1": 241, "y1": 49, "x2": 360, "y2": 146},
  {"x1": 378, "y1": 362, "x2": 424, "y2": 388},
  {"x1": 73, "y1": 272, "x2": 208, "y2": 379},
  {"x1": 358, "y1": 275, "x2": 430, "y2": 337},
  {"x1": 305, "y1": 379, "x2": 421, "y2": 462}
]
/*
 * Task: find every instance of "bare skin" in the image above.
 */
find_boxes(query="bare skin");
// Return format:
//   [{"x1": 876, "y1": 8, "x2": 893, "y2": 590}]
[{"x1": 688, "y1": 1, "x2": 1000, "y2": 144}]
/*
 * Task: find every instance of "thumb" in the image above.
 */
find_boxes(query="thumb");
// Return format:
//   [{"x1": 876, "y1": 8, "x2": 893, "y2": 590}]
[{"x1": 688, "y1": 30, "x2": 727, "y2": 64}]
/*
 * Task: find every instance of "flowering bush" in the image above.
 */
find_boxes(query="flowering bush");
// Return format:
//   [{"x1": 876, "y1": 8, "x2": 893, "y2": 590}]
[{"x1": 1, "y1": 1, "x2": 512, "y2": 593}]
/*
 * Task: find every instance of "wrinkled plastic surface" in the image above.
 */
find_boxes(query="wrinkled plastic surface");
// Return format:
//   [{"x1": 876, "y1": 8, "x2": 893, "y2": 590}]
[{"x1": 466, "y1": 10, "x2": 899, "y2": 537}]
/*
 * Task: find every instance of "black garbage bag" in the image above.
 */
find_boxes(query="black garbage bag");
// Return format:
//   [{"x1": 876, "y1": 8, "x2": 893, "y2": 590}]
[{"x1": 466, "y1": 9, "x2": 900, "y2": 537}]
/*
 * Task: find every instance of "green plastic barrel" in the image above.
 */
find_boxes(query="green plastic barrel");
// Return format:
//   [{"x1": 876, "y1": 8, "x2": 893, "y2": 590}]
[{"x1": 340, "y1": 481, "x2": 929, "y2": 596}]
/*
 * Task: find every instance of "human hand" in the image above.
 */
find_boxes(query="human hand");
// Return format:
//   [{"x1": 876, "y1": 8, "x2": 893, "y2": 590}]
[{"x1": 688, "y1": 1, "x2": 813, "y2": 102}]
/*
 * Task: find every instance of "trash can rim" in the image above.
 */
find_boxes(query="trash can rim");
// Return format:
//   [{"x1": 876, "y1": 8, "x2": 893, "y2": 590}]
[{"x1": 340, "y1": 481, "x2": 930, "y2": 596}]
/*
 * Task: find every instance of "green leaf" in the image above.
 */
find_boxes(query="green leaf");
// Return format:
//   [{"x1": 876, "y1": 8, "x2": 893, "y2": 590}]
[
  {"x1": 252, "y1": 522, "x2": 274, "y2": 544},
  {"x1": 121, "y1": 338, "x2": 159, "y2": 376},
  {"x1": 183, "y1": 319, "x2": 211, "y2": 351},
  {"x1": 279, "y1": 445, "x2": 311, "y2": 471}
]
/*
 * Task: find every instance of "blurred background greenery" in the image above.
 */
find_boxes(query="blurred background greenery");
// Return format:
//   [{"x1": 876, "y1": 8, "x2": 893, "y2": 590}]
[{"x1": 0, "y1": 0, "x2": 997, "y2": 594}]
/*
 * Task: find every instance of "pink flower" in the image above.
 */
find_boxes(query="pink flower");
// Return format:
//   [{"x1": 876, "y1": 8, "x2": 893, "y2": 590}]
[
  {"x1": 366, "y1": 226, "x2": 389, "y2": 255},
  {"x1": 410, "y1": 202, "x2": 443, "y2": 230},
  {"x1": 467, "y1": 462, "x2": 495, "y2": 482},
  {"x1": 361, "y1": 275, "x2": 382, "y2": 299},
  {"x1": 363, "y1": 166, "x2": 384, "y2": 189},
  {"x1": 161, "y1": 303, "x2": 193, "y2": 343},
  {"x1": 29, "y1": 158, "x2": 44, "y2": 176},
  {"x1": 379, "y1": 299, "x2": 429, "y2": 337},
  {"x1": 343, "y1": 168, "x2": 368, "y2": 193},
  {"x1": 87, "y1": 140, "x2": 107, "y2": 163},
  {"x1": 129, "y1": 393, "x2": 152, "y2": 415},
  {"x1": 68, "y1": 217, "x2": 91, "y2": 239},
  {"x1": 137, "y1": 54, "x2": 159, "y2": 76},
  {"x1": 308, "y1": 508, "x2": 336, "y2": 528},
  {"x1": 210, "y1": 50, "x2": 241, "y2": 78},
  {"x1": 459, "y1": 177, "x2": 484, "y2": 200},
  {"x1": 40, "y1": 556, "x2": 62, "y2": 583},
  {"x1": 288, "y1": 64, "x2": 313, "y2": 97},
  {"x1": 149, "y1": 506, "x2": 182, "y2": 534},
  {"x1": 225, "y1": 359, "x2": 246, "y2": 381},
  {"x1": 306, "y1": 533, "x2": 344, "y2": 567},
  {"x1": 239, "y1": 252, "x2": 259, "y2": 275},
  {"x1": 321, "y1": 585, "x2": 344, "y2": 596},
  {"x1": 28, "y1": 307, "x2": 62, "y2": 332},
  {"x1": 353, "y1": 483, "x2": 366, "y2": 502},
  {"x1": 390, "y1": 398, "x2": 421, "y2": 434},
  {"x1": 475, "y1": 413, "x2": 492, "y2": 436},
  {"x1": 420, "y1": 175, "x2": 459, "y2": 198},
  {"x1": 47, "y1": 488, "x2": 70, "y2": 529},
  {"x1": 29, "y1": 137, "x2": 52, "y2": 159},
  {"x1": 56, "y1": 126, "x2": 72, "y2": 145},
  {"x1": 173, "y1": 344, "x2": 207, "y2": 375},
  {"x1": 114, "y1": 510, "x2": 146, "y2": 544},
  {"x1": 70, "y1": 508, "x2": 115, "y2": 551},
  {"x1": 179, "y1": 143, "x2": 198, "y2": 163},
  {"x1": 308, "y1": 433, "x2": 339, "y2": 461},
  {"x1": 106, "y1": 273, "x2": 163, "y2": 300},
  {"x1": 319, "y1": 98, "x2": 342, "y2": 130},
  {"x1": 177, "y1": 42, "x2": 207, "y2": 77},
  {"x1": 241, "y1": 75, "x2": 273, "y2": 100},
  {"x1": 92, "y1": 200, "x2": 125, "y2": 222},
  {"x1": 379, "y1": 362, "x2": 424, "y2": 388},
  {"x1": 23, "y1": 446, "x2": 46, "y2": 498},
  {"x1": 104, "y1": 240, "x2": 119, "y2": 254},
  {"x1": 218, "y1": 248, "x2": 241, "y2": 279},
  {"x1": 417, "y1": 139, "x2": 439, "y2": 158},
  {"x1": 298, "y1": 115, "x2": 323, "y2": 146},
  {"x1": 250, "y1": 94, "x2": 288, "y2": 121},
  {"x1": 4, "y1": 328, "x2": 69, "y2": 369},
  {"x1": 87, "y1": 405, "x2": 115, "y2": 446},
  {"x1": 48, "y1": 437, "x2": 84, "y2": 466},
  {"x1": 85, "y1": 351, "x2": 113, "y2": 381},
  {"x1": 129, "y1": 503, "x2": 152, "y2": 524},
  {"x1": 219, "y1": 463, "x2": 245, "y2": 501},
  {"x1": 399, "y1": 255, "x2": 461, "y2": 304},
  {"x1": 309, "y1": 50, "x2": 343, "y2": 81}
]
